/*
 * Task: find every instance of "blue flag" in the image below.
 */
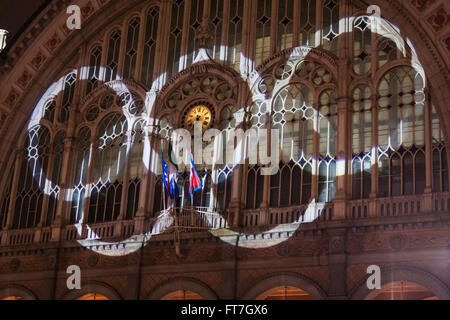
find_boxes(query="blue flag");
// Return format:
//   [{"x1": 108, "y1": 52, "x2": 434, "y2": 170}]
[
  {"x1": 166, "y1": 142, "x2": 179, "y2": 200},
  {"x1": 161, "y1": 150, "x2": 170, "y2": 194}
]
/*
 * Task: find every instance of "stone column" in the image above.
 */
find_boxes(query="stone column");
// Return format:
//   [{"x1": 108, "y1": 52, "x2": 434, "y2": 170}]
[
  {"x1": 333, "y1": 59, "x2": 351, "y2": 220},
  {"x1": 135, "y1": 119, "x2": 159, "y2": 235},
  {"x1": 115, "y1": 132, "x2": 134, "y2": 237},
  {"x1": 311, "y1": 103, "x2": 320, "y2": 201},
  {"x1": 422, "y1": 91, "x2": 433, "y2": 213},
  {"x1": 228, "y1": 82, "x2": 248, "y2": 227},
  {"x1": 327, "y1": 227, "x2": 348, "y2": 299},
  {"x1": 369, "y1": 93, "x2": 379, "y2": 217},
  {"x1": 51, "y1": 136, "x2": 76, "y2": 241}
]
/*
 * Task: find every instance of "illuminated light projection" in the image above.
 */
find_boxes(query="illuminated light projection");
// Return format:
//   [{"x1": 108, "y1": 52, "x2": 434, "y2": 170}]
[{"x1": 24, "y1": 9, "x2": 426, "y2": 255}]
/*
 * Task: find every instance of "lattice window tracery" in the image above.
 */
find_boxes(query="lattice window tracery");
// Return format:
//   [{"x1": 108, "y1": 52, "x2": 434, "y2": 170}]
[
  {"x1": 71, "y1": 127, "x2": 91, "y2": 225},
  {"x1": 209, "y1": 0, "x2": 224, "y2": 61},
  {"x1": 45, "y1": 131, "x2": 65, "y2": 227},
  {"x1": 87, "y1": 45, "x2": 102, "y2": 94},
  {"x1": 299, "y1": 0, "x2": 317, "y2": 47},
  {"x1": 13, "y1": 126, "x2": 50, "y2": 229},
  {"x1": 123, "y1": 16, "x2": 141, "y2": 80},
  {"x1": 378, "y1": 66, "x2": 426, "y2": 197},
  {"x1": 60, "y1": 72, "x2": 76, "y2": 124},
  {"x1": 141, "y1": 7, "x2": 159, "y2": 86},
  {"x1": 322, "y1": 0, "x2": 339, "y2": 54},
  {"x1": 227, "y1": 0, "x2": 244, "y2": 71},
  {"x1": 0, "y1": 172, "x2": 13, "y2": 229},
  {"x1": 186, "y1": 0, "x2": 205, "y2": 67},
  {"x1": 167, "y1": 0, "x2": 185, "y2": 78},
  {"x1": 88, "y1": 113, "x2": 128, "y2": 223},
  {"x1": 352, "y1": 85, "x2": 372, "y2": 199},
  {"x1": 353, "y1": 16, "x2": 372, "y2": 75},
  {"x1": 106, "y1": 29, "x2": 122, "y2": 81},
  {"x1": 255, "y1": 0, "x2": 273, "y2": 67},
  {"x1": 277, "y1": 0, "x2": 294, "y2": 52},
  {"x1": 318, "y1": 89, "x2": 337, "y2": 203}
]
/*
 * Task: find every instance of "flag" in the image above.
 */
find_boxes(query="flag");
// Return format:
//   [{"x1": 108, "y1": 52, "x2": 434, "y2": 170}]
[
  {"x1": 168, "y1": 142, "x2": 179, "y2": 200},
  {"x1": 188, "y1": 152, "x2": 203, "y2": 198},
  {"x1": 161, "y1": 149, "x2": 170, "y2": 194}
]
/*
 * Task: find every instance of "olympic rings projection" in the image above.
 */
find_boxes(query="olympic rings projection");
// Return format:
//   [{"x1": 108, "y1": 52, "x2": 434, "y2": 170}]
[{"x1": 23, "y1": 11, "x2": 426, "y2": 256}]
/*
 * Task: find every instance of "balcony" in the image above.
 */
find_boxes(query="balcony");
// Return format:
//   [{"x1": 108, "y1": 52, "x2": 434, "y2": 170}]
[{"x1": 0, "y1": 192, "x2": 449, "y2": 248}]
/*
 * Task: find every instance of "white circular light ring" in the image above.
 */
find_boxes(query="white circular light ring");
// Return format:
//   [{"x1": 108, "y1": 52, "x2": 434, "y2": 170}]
[{"x1": 22, "y1": 13, "x2": 426, "y2": 255}]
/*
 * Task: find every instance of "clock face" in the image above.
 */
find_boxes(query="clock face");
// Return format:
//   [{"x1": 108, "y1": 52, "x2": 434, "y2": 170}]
[{"x1": 185, "y1": 105, "x2": 213, "y2": 132}]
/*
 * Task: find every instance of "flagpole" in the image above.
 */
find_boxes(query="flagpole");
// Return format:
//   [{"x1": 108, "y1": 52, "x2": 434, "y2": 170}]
[{"x1": 161, "y1": 140, "x2": 167, "y2": 214}]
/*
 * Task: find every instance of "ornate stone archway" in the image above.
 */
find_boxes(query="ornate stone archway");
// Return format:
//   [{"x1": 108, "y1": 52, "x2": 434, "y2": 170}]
[
  {"x1": 350, "y1": 266, "x2": 450, "y2": 300},
  {"x1": 241, "y1": 272, "x2": 326, "y2": 300},
  {"x1": 0, "y1": 284, "x2": 38, "y2": 300},
  {"x1": 145, "y1": 277, "x2": 218, "y2": 300},
  {"x1": 60, "y1": 281, "x2": 122, "y2": 300}
]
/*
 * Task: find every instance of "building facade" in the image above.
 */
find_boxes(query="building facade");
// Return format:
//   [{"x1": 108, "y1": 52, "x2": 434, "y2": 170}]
[{"x1": 0, "y1": 0, "x2": 449, "y2": 300}]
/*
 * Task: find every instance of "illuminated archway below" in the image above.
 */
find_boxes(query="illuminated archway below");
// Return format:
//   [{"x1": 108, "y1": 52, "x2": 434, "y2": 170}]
[
  {"x1": 370, "y1": 282, "x2": 438, "y2": 300},
  {"x1": 161, "y1": 290, "x2": 203, "y2": 300},
  {"x1": 77, "y1": 293, "x2": 110, "y2": 301},
  {"x1": 257, "y1": 286, "x2": 312, "y2": 300},
  {"x1": 2, "y1": 296, "x2": 24, "y2": 300}
]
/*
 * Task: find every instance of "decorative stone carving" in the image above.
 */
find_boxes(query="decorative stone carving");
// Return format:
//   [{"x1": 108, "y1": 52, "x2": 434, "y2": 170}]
[
  {"x1": 427, "y1": 7, "x2": 450, "y2": 32},
  {"x1": 87, "y1": 254, "x2": 99, "y2": 267},
  {"x1": 390, "y1": 234, "x2": 407, "y2": 250},
  {"x1": 9, "y1": 258, "x2": 20, "y2": 272}
]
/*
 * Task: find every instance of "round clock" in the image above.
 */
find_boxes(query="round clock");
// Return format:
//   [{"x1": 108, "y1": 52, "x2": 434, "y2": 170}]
[{"x1": 184, "y1": 105, "x2": 213, "y2": 132}]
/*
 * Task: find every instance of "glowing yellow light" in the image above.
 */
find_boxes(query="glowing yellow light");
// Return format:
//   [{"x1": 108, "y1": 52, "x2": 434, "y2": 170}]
[{"x1": 185, "y1": 105, "x2": 213, "y2": 132}]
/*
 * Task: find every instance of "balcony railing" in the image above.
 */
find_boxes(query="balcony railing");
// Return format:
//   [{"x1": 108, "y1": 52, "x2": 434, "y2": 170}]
[{"x1": 0, "y1": 192, "x2": 449, "y2": 247}]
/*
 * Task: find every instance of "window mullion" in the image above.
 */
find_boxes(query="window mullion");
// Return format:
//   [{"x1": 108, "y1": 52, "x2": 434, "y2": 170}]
[
  {"x1": 4, "y1": 151, "x2": 22, "y2": 231},
  {"x1": 134, "y1": 10, "x2": 147, "y2": 82},
  {"x1": 292, "y1": 0, "x2": 300, "y2": 47},
  {"x1": 117, "y1": 131, "x2": 133, "y2": 226},
  {"x1": 270, "y1": 0, "x2": 278, "y2": 55},
  {"x1": 219, "y1": 0, "x2": 230, "y2": 61}
]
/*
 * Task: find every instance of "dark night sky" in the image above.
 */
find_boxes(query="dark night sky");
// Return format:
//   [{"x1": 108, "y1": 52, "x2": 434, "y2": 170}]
[{"x1": 0, "y1": 0, "x2": 49, "y2": 43}]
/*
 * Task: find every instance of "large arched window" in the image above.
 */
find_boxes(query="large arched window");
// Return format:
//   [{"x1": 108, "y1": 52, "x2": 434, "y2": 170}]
[
  {"x1": 0, "y1": 172, "x2": 13, "y2": 229},
  {"x1": 432, "y1": 106, "x2": 449, "y2": 193},
  {"x1": 105, "y1": 29, "x2": 122, "y2": 81},
  {"x1": 216, "y1": 104, "x2": 236, "y2": 211},
  {"x1": 13, "y1": 126, "x2": 50, "y2": 229},
  {"x1": 71, "y1": 127, "x2": 91, "y2": 225},
  {"x1": 352, "y1": 85, "x2": 372, "y2": 199},
  {"x1": 318, "y1": 89, "x2": 337, "y2": 203},
  {"x1": 141, "y1": 7, "x2": 159, "y2": 86},
  {"x1": 123, "y1": 16, "x2": 141, "y2": 80},
  {"x1": 167, "y1": 0, "x2": 185, "y2": 78},
  {"x1": 271, "y1": 83, "x2": 314, "y2": 207},
  {"x1": 88, "y1": 113, "x2": 128, "y2": 224},
  {"x1": 353, "y1": 15, "x2": 372, "y2": 75},
  {"x1": 377, "y1": 66, "x2": 425, "y2": 197},
  {"x1": 86, "y1": 45, "x2": 103, "y2": 94}
]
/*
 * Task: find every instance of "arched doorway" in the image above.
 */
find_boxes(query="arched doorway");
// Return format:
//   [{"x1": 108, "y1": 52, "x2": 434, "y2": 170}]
[
  {"x1": 370, "y1": 282, "x2": 438, "y2": 300},
  {"x1": 77, "y1": 293, "x2": 110, "y2": 300},
  {"x1": 242, "y1": 273, "x2": 325, "y2": 300},
  {"x1": 257, "y1": 286, "x2": 312, "y2": 300},
  {"x1": 350, "y1": 267, "x2": 449, "y2": 300},
  {"x1": 146, "y1": 278, "x2": 218, "y2": 300},
  {"x1": 161, "y1": 290, "x2": 203, "y2": 300},
  {"x1": 2, "y1": 296, "x2": 24, "y2": 300},
  {"x1": 0, "y1": 286, "x2": 37, "y2": 300}
]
